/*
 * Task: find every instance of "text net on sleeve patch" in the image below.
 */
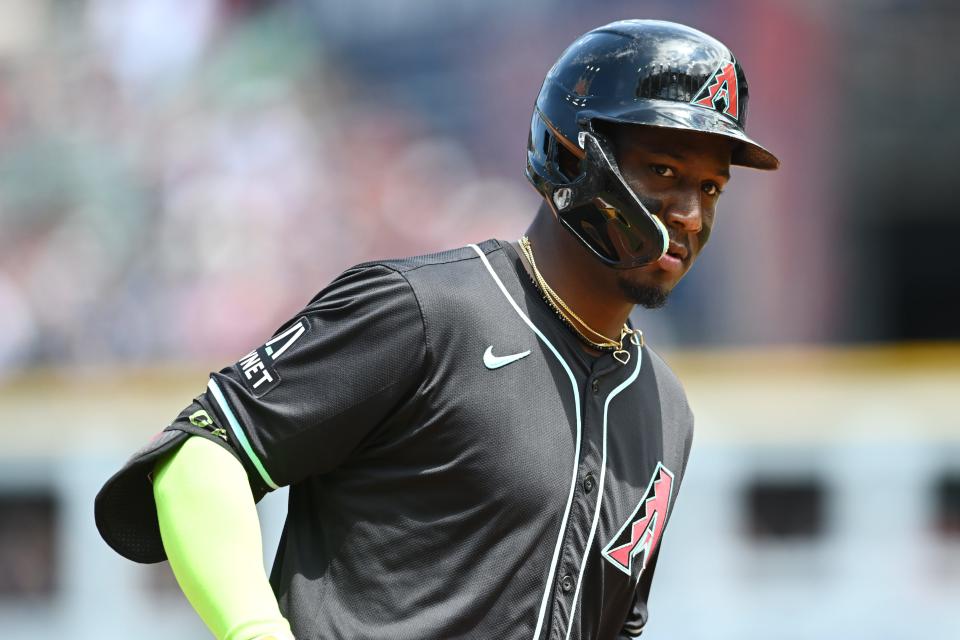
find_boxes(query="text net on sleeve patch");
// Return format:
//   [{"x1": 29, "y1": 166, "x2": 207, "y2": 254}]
[{"x1": 236, "y1": 317, "x2": 308, "y2": 397}]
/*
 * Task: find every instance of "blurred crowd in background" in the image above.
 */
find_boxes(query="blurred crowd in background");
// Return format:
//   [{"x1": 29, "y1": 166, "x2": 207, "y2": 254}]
[
  {"x1": 1, "y1": 0, "x2": 954, "y2": 374},
  {"x1": 0, "y1": 0, "x2": 534, "y2": 370}
]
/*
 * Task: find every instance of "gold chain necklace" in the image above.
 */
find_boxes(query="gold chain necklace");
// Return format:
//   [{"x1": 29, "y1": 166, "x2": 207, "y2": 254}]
[{"x1": 518, "y1": 236, "x2": 641, "y2": 365}]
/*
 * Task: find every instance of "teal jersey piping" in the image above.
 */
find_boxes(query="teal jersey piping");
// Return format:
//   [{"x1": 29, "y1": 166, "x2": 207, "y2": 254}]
[
  {"x1": 468, "y1": 243, "x2": 582, "y2": 640},
  {"x1": 564, "y1": 339, "x2": 643, "y2": 639},
  {"x1": 207, "y1": 378, "x2": 280, "y2": 491}
]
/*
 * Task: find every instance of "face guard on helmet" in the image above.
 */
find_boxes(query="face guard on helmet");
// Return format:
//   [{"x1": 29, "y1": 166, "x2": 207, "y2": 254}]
[
  {"x1": 526, "y1": 20, "x2": 779, "y2": 269},
  {"x1": 532, "y1": 124, "x2": 669, "y2": 268}
]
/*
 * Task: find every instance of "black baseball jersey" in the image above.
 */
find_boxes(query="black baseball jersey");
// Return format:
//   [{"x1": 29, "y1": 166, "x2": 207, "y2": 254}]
[{"x1": 96, "y1": 238, "x2": 694, "y2": 640}]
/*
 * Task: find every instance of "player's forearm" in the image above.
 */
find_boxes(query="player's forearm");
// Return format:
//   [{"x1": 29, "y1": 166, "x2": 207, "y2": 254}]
[{"x1": 153, "y1": 436, "x2": 294, "y2": 640}]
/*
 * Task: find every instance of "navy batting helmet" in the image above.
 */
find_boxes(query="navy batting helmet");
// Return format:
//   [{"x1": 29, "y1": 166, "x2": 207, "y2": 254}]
[{"x1": 526, "y1": 19, "x2": 779, "y2": 269}]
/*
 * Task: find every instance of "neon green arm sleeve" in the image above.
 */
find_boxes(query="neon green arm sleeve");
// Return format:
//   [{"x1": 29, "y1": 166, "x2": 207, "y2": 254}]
[{"x1": 153, "y1": 436, "x2": 294, "y2": 640}]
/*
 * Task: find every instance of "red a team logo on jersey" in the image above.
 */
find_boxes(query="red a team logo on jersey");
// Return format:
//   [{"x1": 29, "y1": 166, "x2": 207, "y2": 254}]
[
  {"x1": 692, "y1": 61, "x2": 739, "y2": 120},
  {"x1": 601, "y1": 462, "x2": 674, "y2": 577}
]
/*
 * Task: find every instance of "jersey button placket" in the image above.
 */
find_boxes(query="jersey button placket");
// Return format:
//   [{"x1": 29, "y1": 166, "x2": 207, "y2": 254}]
[
  {"x1": 583, "y1": 473, "x2": 595, "y2": 494},
  {"x1": 550, "y1": 365, "x2": 615, "y2": 637}
]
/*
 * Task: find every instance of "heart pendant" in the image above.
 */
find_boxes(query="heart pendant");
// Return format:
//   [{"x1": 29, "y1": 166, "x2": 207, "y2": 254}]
[{"x1": 613, "y1": 349, "x2": 630, "y2": 366}]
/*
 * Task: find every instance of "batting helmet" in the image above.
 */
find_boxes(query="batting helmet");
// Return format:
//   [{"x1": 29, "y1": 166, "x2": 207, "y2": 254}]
[{"x1": 526, "y1": 19, "x2": 780, "y2": 269}]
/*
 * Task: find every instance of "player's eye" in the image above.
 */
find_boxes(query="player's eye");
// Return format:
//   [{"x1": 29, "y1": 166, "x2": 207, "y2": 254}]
[
  {"x1": 702, "y1": 182, "x2": 722, "y2": 196},
  {"x1": 650, "y1": 164, "x2": 675, "y2": 178}
]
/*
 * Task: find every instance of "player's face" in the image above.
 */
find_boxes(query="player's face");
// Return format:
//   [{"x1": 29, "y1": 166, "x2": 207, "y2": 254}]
[{"x1": 610, "y1": 125, "x2": 733, "y2": 307}]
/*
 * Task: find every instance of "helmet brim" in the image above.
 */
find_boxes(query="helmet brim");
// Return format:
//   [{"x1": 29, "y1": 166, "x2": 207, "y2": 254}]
[{"x1": 583, "y1": 100, "x2": 780, "y2": 171}]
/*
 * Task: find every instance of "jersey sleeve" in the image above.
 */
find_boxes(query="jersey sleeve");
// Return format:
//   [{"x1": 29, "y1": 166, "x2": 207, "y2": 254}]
[
  {"x1": 200, "y1": 264, "x2": 428, "y2": 494},
  {"x1": 95, "y1": 264, "x2": 428, "y2": 563}
]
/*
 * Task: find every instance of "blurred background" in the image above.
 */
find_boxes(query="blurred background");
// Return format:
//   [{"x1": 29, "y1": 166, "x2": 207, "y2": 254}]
[{"x1": 0, "y1": 0, "x2": 957, "y2": 638}]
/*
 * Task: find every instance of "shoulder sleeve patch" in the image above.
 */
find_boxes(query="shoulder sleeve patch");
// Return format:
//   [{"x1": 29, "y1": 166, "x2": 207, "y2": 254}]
[{"x1": 234, "y1": 317, "x2": 308, "y2": 397}]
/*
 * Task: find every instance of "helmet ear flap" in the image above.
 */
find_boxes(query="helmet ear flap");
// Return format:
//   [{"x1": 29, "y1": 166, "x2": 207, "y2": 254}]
[{"x1": 526, "y1": 109, "x2": 583, "y2": 195}]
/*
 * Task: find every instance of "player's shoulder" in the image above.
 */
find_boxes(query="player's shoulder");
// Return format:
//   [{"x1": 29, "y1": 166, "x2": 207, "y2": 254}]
[
  {"x1": 641, "y1": 343, "x2": 695, "y2": 483},
  {"x1": 304, "y1": 239, "x2": 506, "y2": 322},
  {"x1": 353, "y1": 238, "x2": 502, "y2": 276},
  {"x1": 643, "y1": 343, "x2": 682, "y2": 386},
  {"x1": 349, "y1": 238, "x2": 506, "y2": 307},
  {"x1": 642, "y1": 343, "x2": 694, "y2": 423}
]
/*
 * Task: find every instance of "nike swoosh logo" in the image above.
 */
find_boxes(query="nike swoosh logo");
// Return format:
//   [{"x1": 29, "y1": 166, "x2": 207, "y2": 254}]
[{"x1": 483, "y1": 346, "x2": 531, "y2": 370}]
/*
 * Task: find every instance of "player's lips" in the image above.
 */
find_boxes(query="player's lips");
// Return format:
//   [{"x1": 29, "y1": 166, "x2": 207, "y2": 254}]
[
  {"x1": 666, "y1": 241, "x2": 689, "y2": 261},
  {"x1": 655, "y1": 241, "x2": 688, "y2": 273},
  {"x1": 655, "y1": 252, "x2": 683, "y2": 273}
]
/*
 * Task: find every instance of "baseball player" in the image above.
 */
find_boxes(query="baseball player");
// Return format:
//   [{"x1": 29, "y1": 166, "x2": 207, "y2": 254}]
[{"x1": 96, "y1": 20, "x2": 778, "y2": 640}]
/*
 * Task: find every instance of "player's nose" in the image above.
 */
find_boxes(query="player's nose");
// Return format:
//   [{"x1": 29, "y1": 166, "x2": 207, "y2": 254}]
[{"x1": 661, "y1": 191, "x2": 703, "y2": 234}]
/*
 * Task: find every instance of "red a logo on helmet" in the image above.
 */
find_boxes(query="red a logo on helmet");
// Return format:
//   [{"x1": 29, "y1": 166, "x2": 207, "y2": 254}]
[{"x1": 692, "y1": 61, "x2": 739, "y2": 120}]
